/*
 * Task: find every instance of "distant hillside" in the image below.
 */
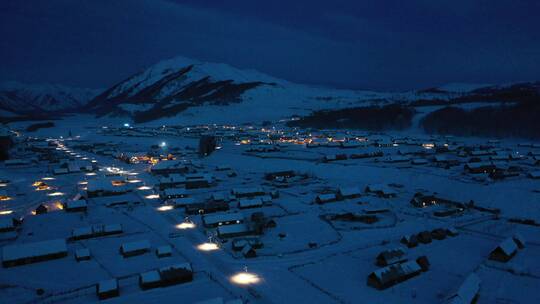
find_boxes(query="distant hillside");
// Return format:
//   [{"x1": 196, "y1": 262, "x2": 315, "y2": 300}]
[
  {"x1": 85, "y1": 56, "x2": 385, "y2": 124},
  {"x1": 0, "y1": 81, "x2": 100, "y2": 117}
]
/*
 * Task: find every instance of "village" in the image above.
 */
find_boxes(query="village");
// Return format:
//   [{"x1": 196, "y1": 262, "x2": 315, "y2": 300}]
[{"x1": 1, "y1": 121, "x2": 540, "y2": 304}]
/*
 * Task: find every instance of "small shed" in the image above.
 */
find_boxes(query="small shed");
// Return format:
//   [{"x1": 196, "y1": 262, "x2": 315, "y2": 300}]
[
  {"x1": 75, "y1": 248, "x2": 91, "y2": 261},
  {"x1": 241, "y1": 245, "x2": 257, "y2": 258},
  {"x1": 139, "y1": 270, "x2": 162, "y2": 290},
  {"x1": 120, "y1": 240, "x2": 151, "y2": 258},
  {"x1": 489, "y1": 238, "x2": 518, "y2": 262},
  {"x1": 156, "y1": 245, "x2": 172, "y2": 258},
  {"x1": 376, "y1": 248, "x2": 407, "y2": 266},
  {"x1": 97, "y1": 279, "x2": 119, "y2": 300}
]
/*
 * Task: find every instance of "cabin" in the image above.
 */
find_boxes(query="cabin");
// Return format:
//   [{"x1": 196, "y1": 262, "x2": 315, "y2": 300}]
[
  {"x1": 0, "y1": 217, "x2": 16, "y2": 233},
  {"x1": 86, "y1": 178, "x2": 129, "y2": 198},
  {"x1": 241, "y1": 245, "x2": 257, "y2": 258},
  {"x1": 238, "y1": 197, "x2": 264, "y2": 209},
  {"x1": 139, "y1": 270, "x2": 162, "y2": 290},
  {"x1": 120, "y1": 240, "x2": 151, "y2": 258},
  {"x1": 2, "y1": 239, "x2": 68, "y2": 267},
  {"x1": 365, "y1": 184, "x2": 397, "y2": 198},
  {"x1": 161, "y1": 188, "x2": 187, "y2": 200},
  {"x1": 185, "y1": 201, "x2": 229, "y2": 215},
  {"x1": 337, "y1": 187, "x2": 363, "y2": 200},
  {"x1": 156, "y1": 245, "x2": 172, "y2": 258},
  {"x1": 445, "y1": 273, "x2": 481, "y2": 304},
  {"x1": 367, "y1": 257, "x2": 430, "y2": 290},
  {"x1": 528, "y1": 171, "x2": 540, "y2": 179},
  {"x1": 431, "y1": 228, "x2": 447, "y2": 240},
  {"x1": 400, "y1": 235, "x2": 418, "y2": 248},
  {"x1": 75, "y1": 248, "x2": 91, "y2": 261},
  {"x1": 489, "y1": 238, "x2": 519, "y2": 262},
  {"x1": 151, "y1": 160, "x2": 190, "y2": 175},
  {"x1": 203, "y1": 212, "x2": 244, "y2": 228},
  {"x1": 170, "y1": 197, "x2": 196, "y2": 208},
  {"x1": 265, "y1": 170, "x2": 295, "y2": 181},
  {"x1": 35, "y1": 204, "x2": 48, "y2": 215},
  {"x1": 185, "y1": 174, "x2": 213, "y2": 189},
  {"x1": 232, "y1": 238, "x2": 263, "y2": 251},
  {"x1": 71, "y1": 224, "x2": 122, "y2": 240},
  {"x1": 97, "y1": 279, "x2": 119, "y2": 300},
  {"x1": 315, "y1": 193, "x2": 338, "y2": 204},
  {"x1": 417, "y1": 231, "x2": 432, "y2": 244},
  {"x1": 376, "y1": 248, "x2": 407, "y2": 266},
  {"x1": 231, "y1": 187, "x2": 265, "y2": 198},
  {"x1": 464, "y1": 162, "x2": 496, "y2": 174},
  {"x1": 217, "y1": 223, "x2": 254, "y2": 239},
  {"x1": 64, "y1": 200, "x2": 88, "y2": 212}
]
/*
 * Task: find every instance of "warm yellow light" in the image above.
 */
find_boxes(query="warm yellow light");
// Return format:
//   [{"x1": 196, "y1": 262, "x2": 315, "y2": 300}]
[
  {"x1": 176, "y1": 222, "x2": 196, "y2": 229},
  {"x1": 230, "y1": 272, "x2": 261, "y2": 285},
  {"x1": 47, "y1": 192, "x2": 65, "y2": 197},
  {"x1": 54, "y1": 202, "x2": 64, "y2": 210},
  {"x1": 146, "y1": 194, "x2": 161, "y2": 200},
  {"x1": 0, "y1": 210, "x2": 13, "y2": 215},
  {"x1": 156, "y1": 205, "x2": 173, "y2": 211},
  {"x1": 0, "y1": 196, "x2": 12, "y2": 201},
  {"x1": 197, "y1": 243, "x2": 219, "y2": 251}
]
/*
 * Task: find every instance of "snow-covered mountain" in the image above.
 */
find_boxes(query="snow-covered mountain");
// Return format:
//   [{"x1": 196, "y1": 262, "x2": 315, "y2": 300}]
[
  {"x1": 86, "y1": 56, "x2": 386, "y2": 124},
  {"x1": 0, "y1": 81, "x2": 100, "y2": 116}
]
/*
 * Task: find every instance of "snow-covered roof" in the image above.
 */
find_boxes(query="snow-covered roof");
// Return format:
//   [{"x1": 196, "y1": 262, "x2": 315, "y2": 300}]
[
  {"x1": 497, "y1": 238, "x2": 518, "y2": 256},
  {"x1": 140, "y1": 270, "x2": 161, "y2": 284},
  {"x1": 171, "y1": 197, "x2": 196, "y2": 206},
  {"x1": 238, "y1": 197, "x2": 264, "y2": 208},
  {"x1": 98, "y1": 279, "x2": 118, "y2": 293},
  {"x1": 157, "y1": 245, "x2": 172, "y2": 255},
  {"x1": 75, "y1": 248, "x2": 90, "y2": 258},
  {"x1": 121, "y1": 240, "x2": 151, "y2": 253},
  {"x1": 2, "y1": 239, "x2": 67, "y2": 262},
  {"x1": 217, "y1": 223, "x2": 250, "y2": 236},
  {"x1": 203, "y1": 212, "x2": 244, "y2": 226},
  {"x1": 338, "y1": 186, "x2": 362, "y2": 197},
  {"x1": 371, "y1": 260, "x2": 421, "y2": 282},
  {"x1": 447, "y1": 273, "x2": 481, "y2": 304},
  {"x1": 163, "y1": 188, "x2": 187, "y2": 196}
]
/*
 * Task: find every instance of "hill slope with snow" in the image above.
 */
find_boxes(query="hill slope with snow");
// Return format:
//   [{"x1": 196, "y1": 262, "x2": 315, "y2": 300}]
[
  {"x1": 0, "y1": 81, "x2": 100, "y2": 116},
  {"x1": 86, "y1": 56, "x2": 387, "y2": 124}
]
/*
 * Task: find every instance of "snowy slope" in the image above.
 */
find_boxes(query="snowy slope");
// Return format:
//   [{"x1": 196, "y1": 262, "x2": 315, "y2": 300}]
[
  {"x1": 0, "y1": 81, "x2": 100, "y2": 114},
  {"x1": 87, "y1": 56, "x2": 386, "y2": 123}
]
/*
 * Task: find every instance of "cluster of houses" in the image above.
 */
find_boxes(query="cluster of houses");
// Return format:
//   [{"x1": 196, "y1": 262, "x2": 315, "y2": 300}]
[
  {"x1": 315, "y1": 184, "x2": 398, "y2": 204},
  {"x1": 400, "y1": 227, "x2": 459, "y2": 248}
]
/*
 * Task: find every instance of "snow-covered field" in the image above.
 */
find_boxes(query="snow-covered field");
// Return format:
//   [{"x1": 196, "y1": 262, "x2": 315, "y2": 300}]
[{"x1": 1, "y1": 116, "x2": 539, "y2": 304}]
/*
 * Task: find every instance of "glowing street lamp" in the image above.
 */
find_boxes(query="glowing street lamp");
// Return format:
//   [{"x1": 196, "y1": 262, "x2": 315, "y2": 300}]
[
  {"x1": 197, "y1": 242, "x2": 219, "y2": 251},
  {"x1": 176, "y1": 222, "x2": 196, "y2": 229},
  {"x1": 156, "y1": 205, "x2": 173, "y2": 211},
  {"x1": 230, "y1": 270, "x2": 261, "y2": 285}
]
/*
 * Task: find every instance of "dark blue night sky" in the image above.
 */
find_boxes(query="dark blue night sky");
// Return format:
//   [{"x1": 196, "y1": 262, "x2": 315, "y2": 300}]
[{"x1": 1, "y1": 0, "x2": 539, "y2": 91}]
